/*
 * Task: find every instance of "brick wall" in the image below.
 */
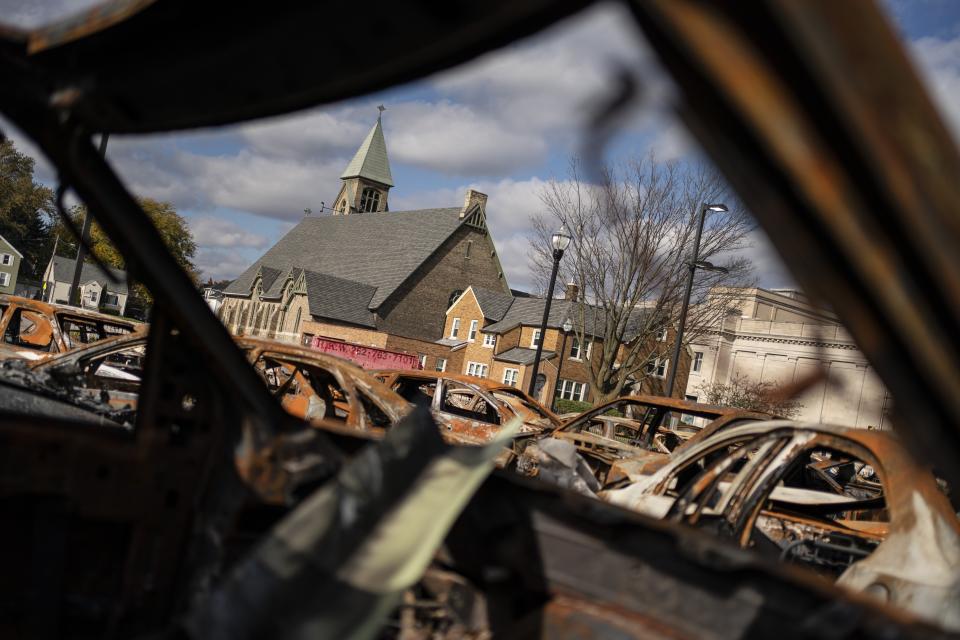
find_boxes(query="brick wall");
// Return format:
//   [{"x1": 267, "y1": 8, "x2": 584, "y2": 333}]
[{"x1": 378, "y1": 226, "x2": 508, "y2": 342}]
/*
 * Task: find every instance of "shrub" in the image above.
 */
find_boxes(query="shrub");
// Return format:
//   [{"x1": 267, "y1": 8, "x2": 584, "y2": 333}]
[{"x1": 554, "y1": 398, "x2": 593, "y2": 416}]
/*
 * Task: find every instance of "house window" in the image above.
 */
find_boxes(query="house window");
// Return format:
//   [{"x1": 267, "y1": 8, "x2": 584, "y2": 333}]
[
  {"x1": 645, "y1": 357, "x2": 668, "y2": 378},
  {"x1": 435, "y1": 358, "x2": 447, "y2": 372},
  {"x1": 692, "y1": 351, "x2": 704, "y2": 373},
  {"x1": 418, "y1": 354, "x2": 427, "y2": 369},
  {"x1": 570, "y1": 337, "x2": 590, "y2": 360},
  {"x1": 87, "y1": 289, "x2": 99, "y2": 303},
  {"x1": 656, "y1": 326, "x2": 668, "y2": 342},
  {"x1": 502, "y1": 368, "x2": 519, "y2": 387},
  {"x1": 468, "y1": 320, "x2": 478, "y2": 341},
  {"x1": 0, "y1": 273, "x2": 8, "y2": 287},
  {"x1": 483, "y1": 333, "x2": 495, "y2": 348},
  {"x1": 359, "y1": 187, "x2": 381, "y2": 212},
  {"x1": 103, "y1": 293, "x2": 120, "y2": 307},
  {"x1": 530, "y1": 328, "x2": 541, "y2": 348},
  {"x1": 0, "y1": 254, "x2": 11, "y2": 266},
  {"x1": 465, "y1": 361, "x2": 488, "y2": 378},
  {"x1": 555, "y1": 379, "x2": 588, "y2": 402},
  {"x1": 450, "y1": 318, "x2": 461, "y2": 339},
  {"x1": 465, "y1": 240, "x2": 472, "y2": 259},
  {"x1": 682, "y1": 395, "x2": 698, "y2": 424}
]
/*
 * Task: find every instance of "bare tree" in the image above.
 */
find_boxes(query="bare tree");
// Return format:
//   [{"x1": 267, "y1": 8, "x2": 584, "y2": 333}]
[
  {"x1": 697, "y1": 374, "x2": 803, "y2": 418},
  {"x1": 531, "y1": 154, "x2": 755, "y2": 403}
]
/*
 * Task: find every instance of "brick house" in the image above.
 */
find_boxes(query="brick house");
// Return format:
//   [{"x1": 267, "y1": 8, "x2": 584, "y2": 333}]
[
  {"x1": 219, "y1": 114, "x2": 511, "y2": 370},
  {"x1": 443, "y1": 285, "x2": 692, "y2": 407}
]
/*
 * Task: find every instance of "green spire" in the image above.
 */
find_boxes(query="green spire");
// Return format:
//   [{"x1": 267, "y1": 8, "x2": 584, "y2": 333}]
[{"x1": 340, "y1": 113, "x2": 394, "y2": 187}]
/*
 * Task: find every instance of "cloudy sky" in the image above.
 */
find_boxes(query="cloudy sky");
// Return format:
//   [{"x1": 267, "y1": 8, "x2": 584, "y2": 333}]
[{"x1": 2, "y1": 0, "x2": 960, "y2": 291}]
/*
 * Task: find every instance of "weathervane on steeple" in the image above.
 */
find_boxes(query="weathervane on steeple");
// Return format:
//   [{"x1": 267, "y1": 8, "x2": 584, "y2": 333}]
[{"x1": 377, "y1": 104, "x2": 386, "y2": 121}]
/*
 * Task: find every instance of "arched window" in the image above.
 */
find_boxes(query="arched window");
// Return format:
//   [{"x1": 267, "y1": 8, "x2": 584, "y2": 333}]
[
  {"x1": 448, "y1": 289, "x2": 463, "y2": 309},
  {"x1": 338, "y1": 199, "x2": 347, "y2": 213},
  {"x1": 359, "y1": 187, "x2": 380, "y2": 212},
  {"x1": 293, "y1": 307, "x2": 302, "y2": 334}
]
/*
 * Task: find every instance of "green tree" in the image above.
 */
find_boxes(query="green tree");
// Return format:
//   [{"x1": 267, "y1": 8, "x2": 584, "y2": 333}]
[
  {"x1": 53, "y1": 197, "x2": 198, "y2": 305},
  {"x1": 0, "y1": 138, "x2": 55, "y2": 280}
]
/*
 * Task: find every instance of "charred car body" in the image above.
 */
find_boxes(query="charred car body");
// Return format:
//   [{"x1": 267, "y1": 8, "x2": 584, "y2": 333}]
[
  {"x1": 517, "y1": 394, "x2": 772, "y2": 488},
  {"x1": 602, "y1": 421, "x2": 960, "y2": 630},
  {"x1": 0, "y1": 294, "x2": 138, "y2": 361},
  {"x1": 374, "y1": 369, "x2": 558, "y2": 445}
]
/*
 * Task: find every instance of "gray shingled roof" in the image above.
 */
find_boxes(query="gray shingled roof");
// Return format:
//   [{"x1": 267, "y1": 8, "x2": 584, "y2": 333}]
[
  {"x1": 51, "y1": 255, "x2": 128, "y2": 294},
  {"x1": 302, "y1": 270, "x2": 377, "y2": 328},
  {"x1": 472, "y1": 286, "x2": 514, "y2": 322},
  {"x1": 483, "y1": 297, "x2": 651, "y2": 341},
  {"x1": 225, "y1": 208, "x2": 465, "y2": 310},
  {"x1": 340, "y1": 118, "x2": 393, "y2": 187},
  {"x1": 494, "y1": 347, "x2": 556, "y2": 365}
]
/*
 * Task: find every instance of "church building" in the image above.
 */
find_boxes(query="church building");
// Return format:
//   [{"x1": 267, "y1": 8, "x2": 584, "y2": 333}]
[{"x1": 219, "y1": 113, "x2": 511, "y2": 370}]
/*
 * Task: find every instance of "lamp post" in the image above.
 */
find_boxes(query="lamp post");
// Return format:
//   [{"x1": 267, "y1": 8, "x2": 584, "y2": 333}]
[
  {"x1": 528, "y1": 225, "x2": 572, "y2": 399},
  {"x1": 552, "y1": 318, "x2": 574, "y2": 411},
  {"x1": 664, "y1": 203, "x2": 729, "y2": 398}
]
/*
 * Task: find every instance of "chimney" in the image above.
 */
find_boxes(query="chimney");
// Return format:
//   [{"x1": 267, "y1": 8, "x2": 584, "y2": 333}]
[
  {"x1": 564, "y1": 282, "x2": 579, "y2": 301},
  {"x1": 460, "y1": 189, "x2": 488, "y2": 218}
]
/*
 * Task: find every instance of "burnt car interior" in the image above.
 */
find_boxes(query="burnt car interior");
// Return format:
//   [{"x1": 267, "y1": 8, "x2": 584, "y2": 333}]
[
  {"x1": 3, "y1": 307, "x2": 56, "y2": 352},
  {"x1": 1, "y1": 0, "x2": 959, "y2": 638},
  {"x1": 660, "y1": 433, "x2": 888, "y2": 579}
]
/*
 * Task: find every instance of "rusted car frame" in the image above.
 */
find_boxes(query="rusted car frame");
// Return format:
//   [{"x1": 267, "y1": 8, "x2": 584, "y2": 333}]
[
  {"x1": 0, "y1": 294, "x2": 139, "y2": 360},
  {"x1": 523, "y1": 394, "x2": 771, "y2": 487},
  {"x1": 374, "y1": 369, "x2": 559, "y2": 444},
  {"x1": 602, "y1": 421, "x2": 960, "y2": 630}
]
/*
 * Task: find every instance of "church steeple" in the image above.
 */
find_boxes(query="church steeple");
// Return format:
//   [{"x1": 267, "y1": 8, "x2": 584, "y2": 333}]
[{"x1": 332, "y1": 107, "x2": 393, "y2": 214}]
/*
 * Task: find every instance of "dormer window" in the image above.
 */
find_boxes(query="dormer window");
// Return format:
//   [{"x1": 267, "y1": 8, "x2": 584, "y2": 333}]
[{"x1": 359, "y1": 187, "x2": 381, "y2": 212}]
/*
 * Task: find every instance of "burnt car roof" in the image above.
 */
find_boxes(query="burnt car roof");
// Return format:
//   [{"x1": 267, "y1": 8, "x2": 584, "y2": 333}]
[{"x1": 0, "y1": 293, "x2": 140, "y2": 326}]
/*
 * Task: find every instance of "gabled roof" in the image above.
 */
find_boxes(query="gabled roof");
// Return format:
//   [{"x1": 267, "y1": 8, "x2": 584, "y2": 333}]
[
  {"x1": 225, "y1": 208, "x2": 467, "y2": 310},
  {"x1": 302, "y1": 270, "x2": 377, "y2": 328},
  {"x1": 0, "y1": 232, "x2": 23, "y2": 259},
  {"x1": 340, "y1": 117, "x2": 393, "y2": 187},
  {"x1": 483, "y1": 296, "x2": 651, "y2": 341},
  {"x1": 472, "y1": 286, "x2": 514, "y2": 322},
  {"x1": 494, "y1": 347, "x2": 556, "y2": 366},
  {"x1": 50, "y1": 255, "x2": 128, "y2": 294}
]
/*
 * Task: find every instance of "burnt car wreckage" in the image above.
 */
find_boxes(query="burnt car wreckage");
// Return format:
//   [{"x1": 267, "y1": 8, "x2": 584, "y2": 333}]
[
  {"x1": 516, "y1": 394, "x2": 774, "y2": 489},
  {"x1": 0, "y1": 294, "x2": 139, "y2": 361},
  {"x1": 0, "y1": 1, "x2": 959, "y2": 639}
]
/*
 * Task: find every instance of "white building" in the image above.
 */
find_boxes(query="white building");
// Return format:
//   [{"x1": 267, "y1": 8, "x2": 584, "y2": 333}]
[
  {"x1": 42, "y1": 255, "x2": 129, "y2": 316},
  {"x1": 684, "y1": 288, "x2": 892, "y2": 429}
]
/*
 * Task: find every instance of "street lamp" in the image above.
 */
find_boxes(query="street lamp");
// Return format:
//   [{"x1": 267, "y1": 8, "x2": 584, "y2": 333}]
[
  {"x1": 552, "y1": 318, "x2": 574, "y2": 410},
  {"x1": 528, "y1": 225, "x2": 572, "y2": 398},
  {"x1": 664, "y1": 203, "x2": 727, "y2": 397}
]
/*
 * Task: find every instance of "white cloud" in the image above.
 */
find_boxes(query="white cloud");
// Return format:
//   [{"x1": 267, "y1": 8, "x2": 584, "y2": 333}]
[
  {"x1": 0, "y1": 0, "x2": 102, "y2": 28},
  {"x1": 910, "y1": 33, "x2": 960, "y2": 142},
  {"x1": 189, "y1": 216, "x2": 269, "y2": 249},
  {"x1": 195, "y1": 248, "x2": 259, "y2": 281}
]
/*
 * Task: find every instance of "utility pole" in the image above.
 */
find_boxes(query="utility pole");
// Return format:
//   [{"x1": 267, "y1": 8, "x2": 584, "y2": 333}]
[{"x1": 68, "y1": 133, "x2": 109, "y2": 306}]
